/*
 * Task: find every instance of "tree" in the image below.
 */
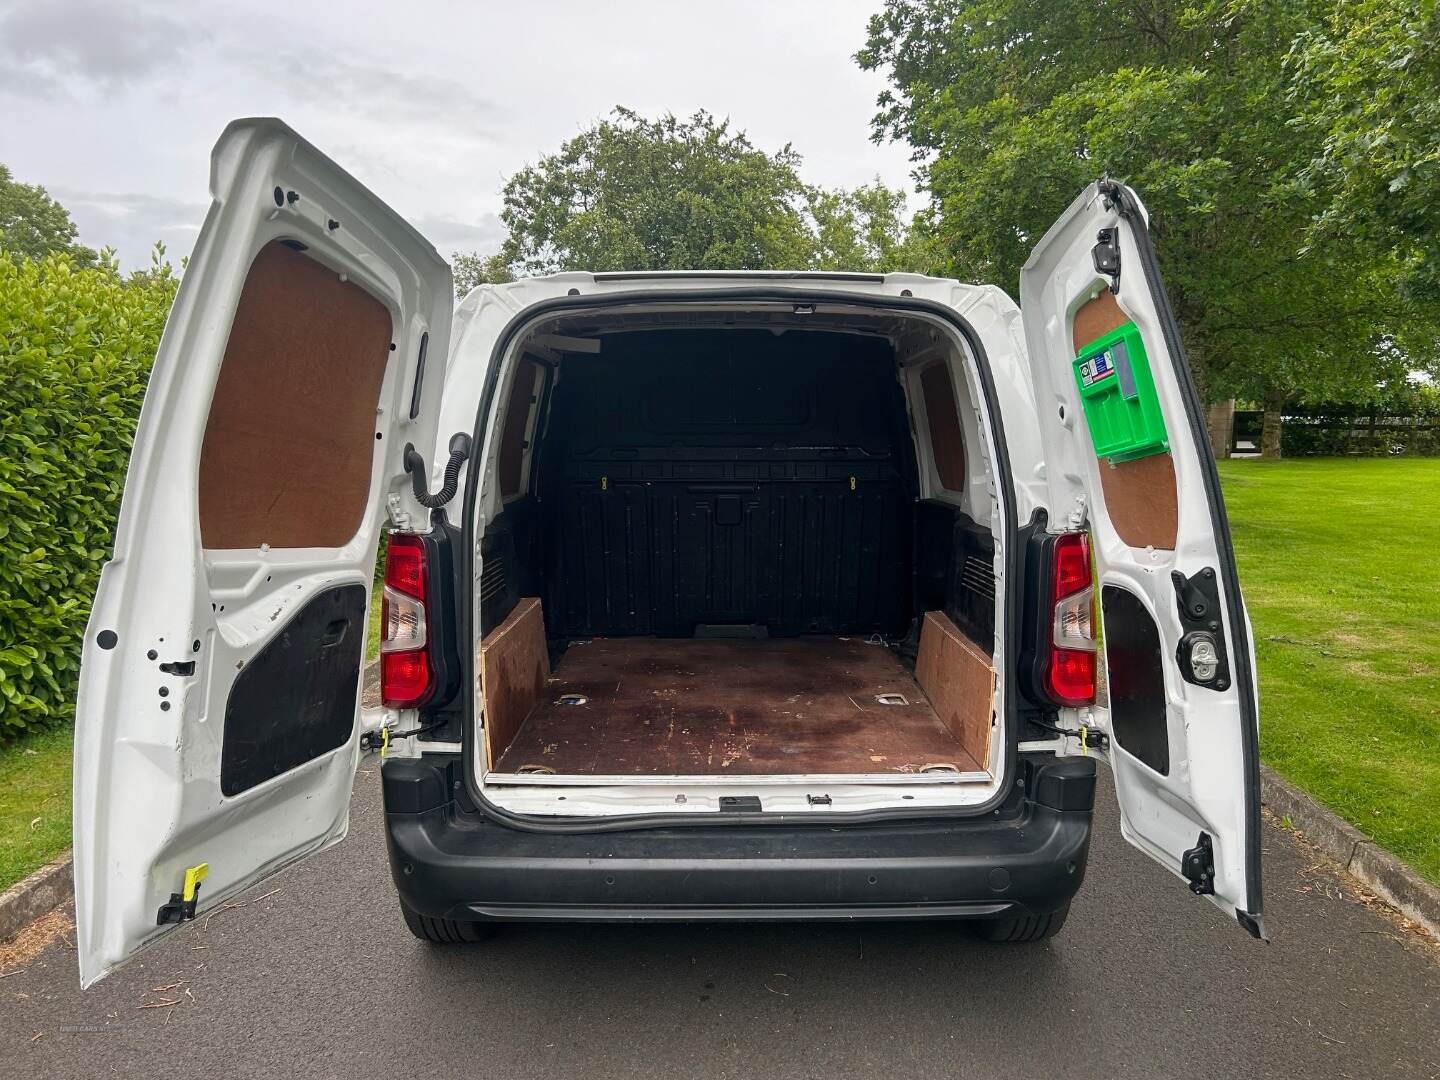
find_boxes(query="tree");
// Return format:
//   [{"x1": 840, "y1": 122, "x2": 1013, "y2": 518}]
[
  {"x1": 0, "y1": 163, "x2": 97, "y2": 267},
  {"x1": 857, "y1": 0, "x2": 1438, "y2": 457},
  {"x1": 452, "y1": 250, "x2": 514, "y2": 296},
  {"x1": 452, "y1": 107, "x2": 929, "y2": 288},
  {"x1": 1287, "y1": 0, "x2": 1440, "y2": 305},
  {"x1": 807, "y1": 182, "x2": 945, "y2": 274}
]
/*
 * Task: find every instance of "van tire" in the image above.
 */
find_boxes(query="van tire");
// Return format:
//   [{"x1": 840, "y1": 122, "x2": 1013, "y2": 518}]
[
  {"x1": 401, "y1": 906, "x2": 495, "y2": 944},
  {"x1": 971, "y1": 903, "x2": 1069, "y2": 943}
]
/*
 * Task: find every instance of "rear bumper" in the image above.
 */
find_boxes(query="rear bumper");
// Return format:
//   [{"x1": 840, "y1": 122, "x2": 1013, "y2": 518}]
[{"x1": 381, "y1": 755, "x2": 1096, "y2": 923}]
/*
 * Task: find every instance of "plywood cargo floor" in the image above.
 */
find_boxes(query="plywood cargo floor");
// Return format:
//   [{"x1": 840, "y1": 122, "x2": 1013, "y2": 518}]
[{"x1": 491, "y1": 637, "x2": 982, "y2": 777}]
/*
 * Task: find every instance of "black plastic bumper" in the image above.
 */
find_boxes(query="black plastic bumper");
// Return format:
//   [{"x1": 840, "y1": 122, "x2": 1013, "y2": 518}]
[{"x1": 382, "y1": 755, "x2": 1096, "y2": 924}]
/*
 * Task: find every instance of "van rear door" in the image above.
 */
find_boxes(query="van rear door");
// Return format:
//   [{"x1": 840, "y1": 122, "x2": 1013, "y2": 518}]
[
  {"x1": 1019, "y1": 180, "x2": 1264, "y2": 937},
  {"x1": 73, "y1": 118, "x2": 452, "y2": 986}
]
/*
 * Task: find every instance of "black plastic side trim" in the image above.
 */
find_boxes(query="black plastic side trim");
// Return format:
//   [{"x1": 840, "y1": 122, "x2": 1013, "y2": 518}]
[
  {"x1": 458, "y1": 287, "x2": 1024, "y2": 834},
  {"x1": 1101, "y1": 180, "x2": 1264, "y2": 922},
  {"x1": 1029, "y1": 756, "x2": 1097, "y2": 812},
  {"x1": 408, "y1": 330, "x2": 429, "y2": 419},
  {"x1": 420, "y1": 521, "x2": 463, "y2": 710}
]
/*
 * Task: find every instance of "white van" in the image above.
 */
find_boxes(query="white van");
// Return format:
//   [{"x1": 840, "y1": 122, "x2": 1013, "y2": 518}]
[{"x1": 72, "y1": 119, "x2": 1264, "y2": 987}]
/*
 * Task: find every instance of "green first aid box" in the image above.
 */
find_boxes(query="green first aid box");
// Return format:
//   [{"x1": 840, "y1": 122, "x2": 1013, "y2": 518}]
[{"x1": 1072, "y1": 320, "x2": 1169, "y2": 463}]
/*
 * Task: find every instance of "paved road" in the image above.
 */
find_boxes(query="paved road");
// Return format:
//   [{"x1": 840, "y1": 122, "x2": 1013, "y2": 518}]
[{"x1": 5, "y1": 768, "x2": 1437, "y2": 1080}]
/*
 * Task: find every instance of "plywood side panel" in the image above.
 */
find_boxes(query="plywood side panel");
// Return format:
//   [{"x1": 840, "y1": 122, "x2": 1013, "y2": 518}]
[
  {"x1": 480, "y1": 597, "x2": 549, "y2": 769},
  {"x1": 920, "y1": 361, "x2": 967, "y2": 493},
  {"x1": 498, "y1": 359, "x2": 542, "y2": 498},
  {"x1": 199, "y1": 241, "x2": 393, "y2": 550},
  {"x1": 1071, "y1": 290, "x2": 1179, "y2": 550},
  {"x1": 1097, "y1": 453, "x2": 1179, "y2": 549},
  {"x1": 915, "y1": 610, "x2": 994, "y2": 767}
]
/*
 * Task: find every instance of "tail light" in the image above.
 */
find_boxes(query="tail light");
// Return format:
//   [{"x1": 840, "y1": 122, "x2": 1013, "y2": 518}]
[
  {"x1": 1046, "y1": 531, "x2": 1096, "y2": 707},
  {"x1": 380, "y1": 533, "x2": 434, "y2": 709}
]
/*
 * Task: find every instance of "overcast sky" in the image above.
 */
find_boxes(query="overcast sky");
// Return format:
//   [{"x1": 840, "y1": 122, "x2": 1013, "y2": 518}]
[{"x1": 0, "y1": 0, "x2": 918, "y2": 271}]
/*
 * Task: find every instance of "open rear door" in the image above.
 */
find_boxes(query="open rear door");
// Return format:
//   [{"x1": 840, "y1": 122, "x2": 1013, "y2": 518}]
[
  {"x1": 1020, "y1": 181, "x2": 1264, "y2": 937},
  {"x1": 74, "y1": 118, "x2": 452, "y2": 986}
]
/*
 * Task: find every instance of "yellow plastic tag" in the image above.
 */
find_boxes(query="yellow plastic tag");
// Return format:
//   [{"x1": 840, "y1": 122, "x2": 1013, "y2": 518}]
[
  {"x1": 380, "y1": 726, "x2": 391, "y2": 758},
  {"x1": 182, "y1": 862, "x2": 209, "y2": 902}
]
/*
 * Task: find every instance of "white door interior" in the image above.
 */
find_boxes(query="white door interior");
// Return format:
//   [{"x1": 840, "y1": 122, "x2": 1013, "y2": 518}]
[{"x1": 1020, "y1": 180, "x2": 1264, "y2": 936}]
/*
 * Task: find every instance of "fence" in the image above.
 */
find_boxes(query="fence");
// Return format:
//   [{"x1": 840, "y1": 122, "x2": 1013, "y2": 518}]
[{"x1": 1231, "y1": 408, "x2": 1440, "y2": 457}]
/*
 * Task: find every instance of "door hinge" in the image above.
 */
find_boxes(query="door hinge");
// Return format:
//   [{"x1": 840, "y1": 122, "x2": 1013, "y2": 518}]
[
  {"x1": 1181, "y1": 832, "x2": 1216, "y2": 896},
  {"x1": 156, "y1": 862, "x2": 209, "y2": 925},
  {"x1": 1092, "y1": 227, "x2": 1121, "y2": 294},
  {"x1": 386, "y1": 492, "x2": 412, "y2": 530}
]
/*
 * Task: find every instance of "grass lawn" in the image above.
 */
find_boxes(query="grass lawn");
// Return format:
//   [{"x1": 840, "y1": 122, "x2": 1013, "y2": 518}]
[
  {"x1": 1219, "y1": 458, "x2": 1440, "y2": 884},
  {"x1": 0, "y1": 725, "x2": 73, "y2": 892}
]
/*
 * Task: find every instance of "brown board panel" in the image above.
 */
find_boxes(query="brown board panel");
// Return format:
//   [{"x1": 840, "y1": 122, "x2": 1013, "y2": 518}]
[
  {"x1": 498, "y1": 359, "x2": 542, "y2": 498},
  {"x1": 920, "y1": 361, "x2": 967, "y2": 492},
  {"x1": 480, "y1": 597, "x2": 550, "y2": 769},
  {"x1": 915, "y1": 610, "x2": 994, "y2": 767},
  {"x1": 493, "y1": 637, "x2": 980, "y2": 777},
  {"x1": 198, "y1": 241, "x2": 394, "y2": 550},
  {"x1": 1071, "y1": 290, "x2": 1179, "y2": 550}
]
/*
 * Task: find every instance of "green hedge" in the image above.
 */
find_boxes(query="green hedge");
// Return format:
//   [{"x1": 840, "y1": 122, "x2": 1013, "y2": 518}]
[{"x1": 0, "y1": 253, "x2": 176, "y2": 738}]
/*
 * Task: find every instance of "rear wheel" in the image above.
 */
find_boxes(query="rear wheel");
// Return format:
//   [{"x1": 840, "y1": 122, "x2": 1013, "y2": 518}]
[
  {"x1": 401, "y1": 905, "x2": 495, "y2": 944},
  {"x1": 971, "y1": 903, "x2": 1070, "y2": 943}
]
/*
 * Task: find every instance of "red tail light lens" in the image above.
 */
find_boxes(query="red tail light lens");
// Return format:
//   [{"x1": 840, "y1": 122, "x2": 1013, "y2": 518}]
[
  {"x1": 380, "y1": 534, "x2": 434, "y2": 709},
  {"x1": 1046, "y1": 531, "x2": 1096, "y2": 707}
]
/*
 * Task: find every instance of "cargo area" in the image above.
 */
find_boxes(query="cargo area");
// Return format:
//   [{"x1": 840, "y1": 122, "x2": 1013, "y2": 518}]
[{"x1": 468, "y1": 307, "x2": 1004, "y2": 800}]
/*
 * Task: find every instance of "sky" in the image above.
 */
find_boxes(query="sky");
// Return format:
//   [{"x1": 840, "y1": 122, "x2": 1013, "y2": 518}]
[{"x1": 0, "y1": 0, "x2": 919, "y2": 271}]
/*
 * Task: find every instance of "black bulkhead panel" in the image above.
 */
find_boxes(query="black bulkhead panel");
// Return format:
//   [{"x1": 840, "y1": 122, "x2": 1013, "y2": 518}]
[
  {"x1": 538, "y1": 329, "x2": 915, "y2": 638},
  {"x1": 220, "y1": 583, "x2": 366, "y2": 796}
]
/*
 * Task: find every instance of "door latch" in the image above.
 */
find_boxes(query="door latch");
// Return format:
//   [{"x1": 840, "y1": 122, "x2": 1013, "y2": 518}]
[
  {"x1": 1171, "y1": 568, "x2": 1231, "y2": 691},
  {"x1": 1181, "y1": 833, "x2": 1215, "y2": 895},
  {"x1": 156, "y1": 862, "x2": 209, "y2": 925},
  {"x1": 719, "y1": 795, "x2": 763, "y2": 813},
  {"x1": 1092, "y1": 228, "x2": 1121, "y2": 293}
]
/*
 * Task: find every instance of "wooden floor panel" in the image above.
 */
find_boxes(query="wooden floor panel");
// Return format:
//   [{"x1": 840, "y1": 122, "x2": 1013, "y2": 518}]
[{"x1": 492, "y1": 637, "x2": 981, "y2": 776}]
